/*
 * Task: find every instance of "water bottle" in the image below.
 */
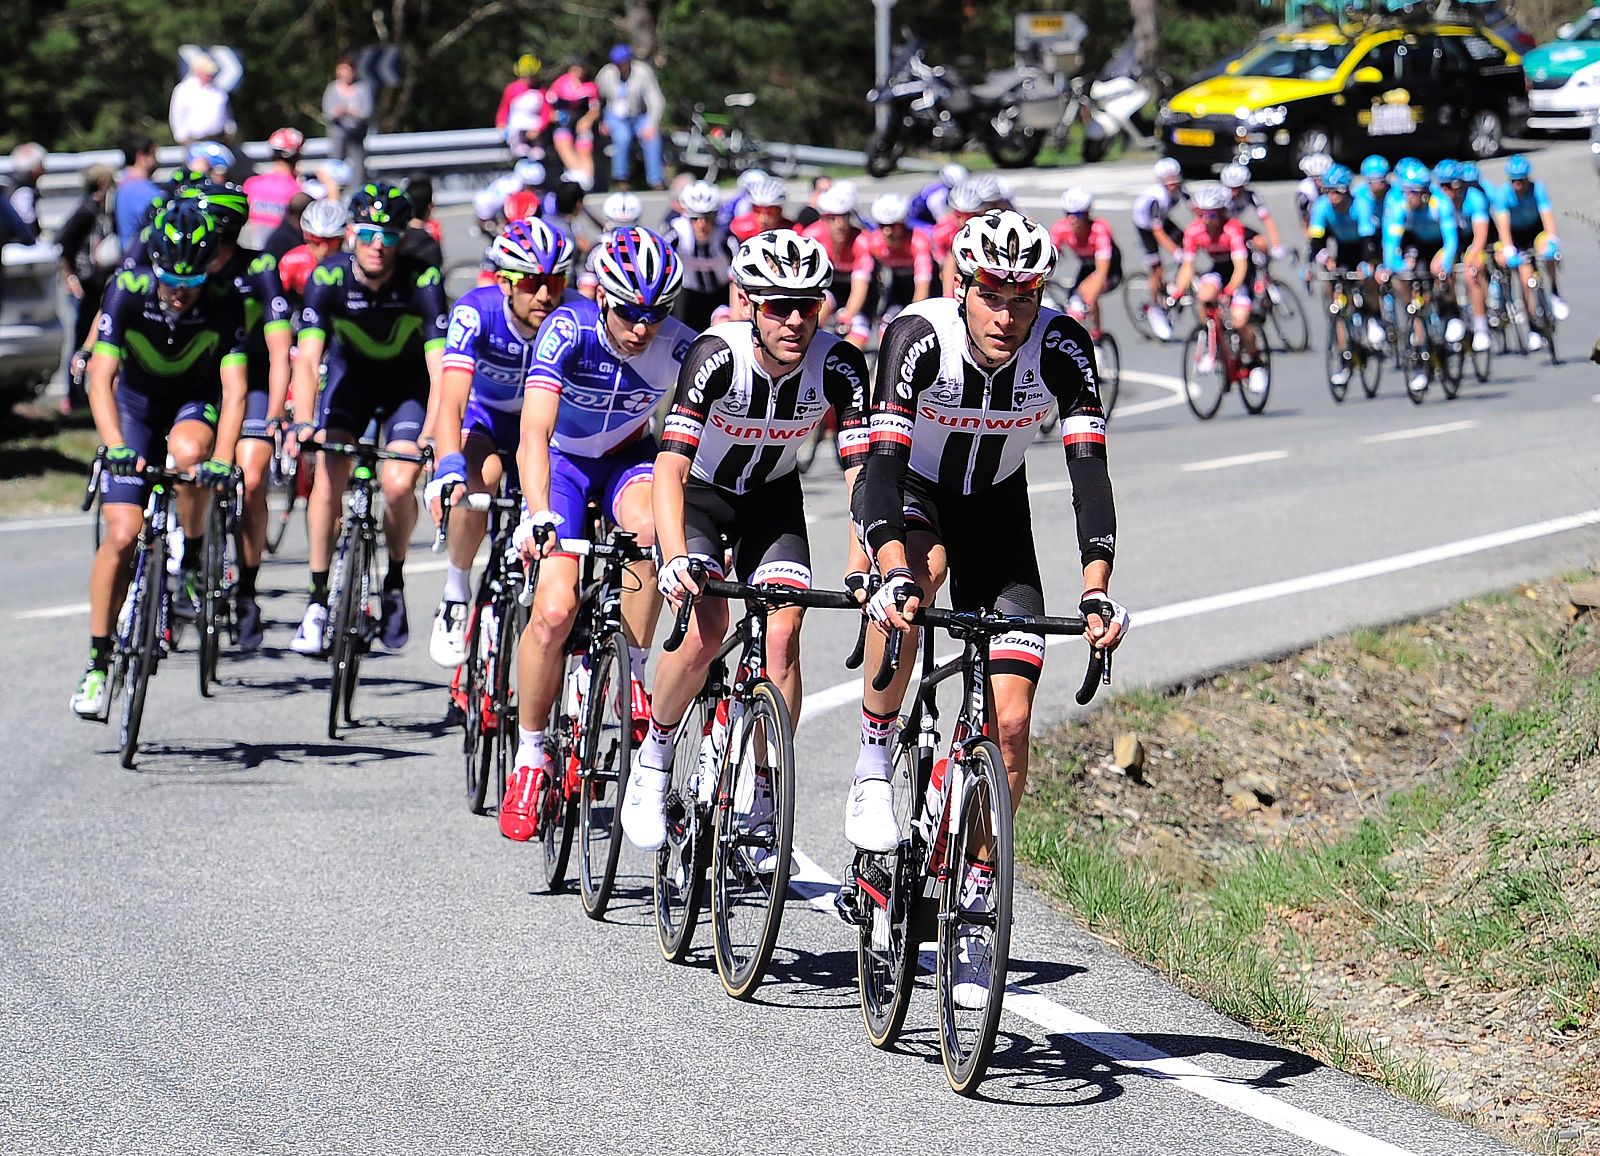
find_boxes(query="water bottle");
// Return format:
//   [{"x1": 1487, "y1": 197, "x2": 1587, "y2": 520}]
[
  {"x1": 562, "y1": 652, "x2": 589, "y2": 721},
  {"x1": 695, "y1": 700, "x2": 729, "y2": 806}
]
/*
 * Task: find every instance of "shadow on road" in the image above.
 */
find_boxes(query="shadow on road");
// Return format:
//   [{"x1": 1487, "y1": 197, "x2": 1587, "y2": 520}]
[
  {"x1": 117, "y1": 738, "x2": 411, "y2": 774},
  {"x1": 747, "y1": 946, "x2": 859, "y2": 1009}
]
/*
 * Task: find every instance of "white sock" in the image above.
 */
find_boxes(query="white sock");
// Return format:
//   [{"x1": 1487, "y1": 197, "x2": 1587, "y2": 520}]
[
  {"x1": 639, "y1": 716, "x2": 676, "y2": 771},
  {"x1": 854, "y1": 706, "x2": 897, "y2": 784},
  {"x1": 443, "y1": 563, "x2": 471, "y2": 604},
  {"x1": 518, "y1": 726, "x2": 542, "y2": 749},
  {"x1": 629, "y1": 645, "x2": 648, "y2": 678}
]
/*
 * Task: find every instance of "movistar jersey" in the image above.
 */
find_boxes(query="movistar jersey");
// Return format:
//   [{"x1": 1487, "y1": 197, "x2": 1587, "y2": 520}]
[
  {"x1": 525, "y1": 295, "x2": 696, "y2": 458},
  {"x1": 94, "y1": 266, "x2": 248, "y2": 397},
  {"x1": 1493, "y1": 179, "x2": 1551, "y2": 232},
  {"x1": 1381, "y1": 193, "x2": 1458, "y2": 271},
  {"x1": 298, "y1": 252, "x2": 447, "y2": 379},
  {"x1": 215, "y1": 248, "x2": 291, "y2": 385},
  {"x1": 442, "y1": 285, "x2": 583, "y2": 414}
]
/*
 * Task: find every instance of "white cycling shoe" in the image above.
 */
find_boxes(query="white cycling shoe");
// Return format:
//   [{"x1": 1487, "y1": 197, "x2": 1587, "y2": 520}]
[
  {"x1": 1329, "y1": 367, "x2": 1351, "y2": 388},
  {"x1": 621, "y1": 761, "x2": 670, "y2": 851},
  {"x1": 428, "y1": 600, "x2": 468, "y2": 668},
  {"x1": 1365, "y1": 318, "x2": 1387, "y2": 348},
  {"x1": 952, "y1": 927, "x2": 993, "y2": 1010},
  {"x1": 290, "y1": 603, "x2": 328, "y2": 655},
  {"x1": 1147, "y1": 306, "x2": 1173, "y2": 342},
  {"x1": 1472, "y1": 329, "x2": 1491, "y2": 353},
  {"x1": 1552, "y1": 295, "x2": 1570, "y2": 322},
  {"x1": 1528, "y1": 331, "x2": 1544, "y2": 352},
  {"x1": 844, "y1": 779, "x2": 899, "y2": 853}
]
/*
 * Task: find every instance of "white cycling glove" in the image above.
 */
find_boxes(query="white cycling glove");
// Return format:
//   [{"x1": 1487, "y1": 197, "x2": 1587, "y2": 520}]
[
  {"x1": 657, "y1": 555, "x2": 701, "y2": 601},
  {"x1": 1079, "y1": 589, "x2": 1131, "y2": 640},
  {"x1": 1270, "y1": 244, "x2": 1288, "y2": 262},
  {"x1": 512, "y1": 509, "x2": 563, "y2": 556},
  {"x1": 866, "y1": 569, "x2": 923, "y2": 626},
  {"x1": 423, "y1": 472, "x2": 464, "y2": 504}
]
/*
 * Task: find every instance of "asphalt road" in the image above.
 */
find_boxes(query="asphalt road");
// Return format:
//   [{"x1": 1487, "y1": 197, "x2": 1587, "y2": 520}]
[{"x1": 7, "y1": 142, "x2": 1600, "y2": 1154}]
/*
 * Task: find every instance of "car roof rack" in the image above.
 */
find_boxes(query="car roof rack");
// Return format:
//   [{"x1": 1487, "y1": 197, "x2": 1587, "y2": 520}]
[{"x1": 1318, "y1": 0, "x2": 1495, "y2": 36}]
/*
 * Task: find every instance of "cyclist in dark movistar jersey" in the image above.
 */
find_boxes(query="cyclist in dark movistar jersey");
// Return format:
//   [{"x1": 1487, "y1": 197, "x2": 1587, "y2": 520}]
[
  {"x1": 71, "y1": 203, "x2": 249, "y2": 718},
  {"x1": 288, "y1": 183, "x2": 447, "y2": 656}
]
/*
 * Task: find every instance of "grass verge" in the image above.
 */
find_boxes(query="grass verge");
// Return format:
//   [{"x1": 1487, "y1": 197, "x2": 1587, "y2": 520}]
[{"x1": 0, "y1": 403, "x2": 100, "y2": 518}]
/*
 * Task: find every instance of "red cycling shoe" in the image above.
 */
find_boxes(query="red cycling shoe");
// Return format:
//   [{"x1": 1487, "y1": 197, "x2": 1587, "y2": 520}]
[{"x1": 499, "y1": 748, "x2": 551, "y2": 842}]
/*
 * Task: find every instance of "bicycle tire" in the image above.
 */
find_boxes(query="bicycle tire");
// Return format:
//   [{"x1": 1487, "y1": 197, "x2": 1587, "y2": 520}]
[
  {"x1": 539, "y1": 655, "x2": 577, "y2": 894},
  {"x1": 197, "y1": 495, "x2": 226, "y2": 698},
  {"x1": 1400, "y1": 303, "x2": 1429, "y2": 405},
  {"x1": 264, "y1": 476, "x2": 292, "y2": 554},
  {"x1": 1469, "y1": 331, "x2": 1492, "y2": 383},
  {"x1": 326, "y1": 530, "x2": 364, "y2": 740},
  {"x1": 1095, "y1": 333, "x2": 1120, "y2": 418},
  {"x1": 120, "y1": 531, "x2": 166, "y2": 769},
  {"x1": 1359, "y1": 326, "x2": 1383, "y2": 399},
  {"x1": 1439, "y1": 328, "x2": 1465, "y2": 401},
  {"x1": 1325, "y1": 311, "x2": 1351, "y2": 403},
  {"x1": 578, "y1": 633, "x2": 632, "y2": 920},
  {"x1": 461, "y1": 598, "x2": 494, "y2": 813},
  {"x1": 857, "y1": 739, "x2": 923, "y2": 1049},
  {"x1": 342, "y1": 532, "x2": 374, "y2": 728},
  {"x1": 494, "y1": 600, "x2": 525, "y2": 812},
  {"x1": 1181, "y1": 324, "x2": 1225, "y2": 420},
  {"x1": 1533, "y1": 283, "x2": 1559, "y2": 365},
  {"x1": 938, "y1": 738, "x2": 1014, "y2": 1097},
  {"x1": 711, "y1": 678, "x2": 796, "y2": 1001},
  {"x1": 1241, "y1": 341, "x2": 1271, "y2": 414},
  {"x1": 655, "y1": 693, "x2": 712, "y2": 963},
  {"x1": 1120, "y1": 276, "x2": 1155, "y2": 341},
  {"x1": 1265, "y1": 278, "x2": 1310, "y2": 352}
]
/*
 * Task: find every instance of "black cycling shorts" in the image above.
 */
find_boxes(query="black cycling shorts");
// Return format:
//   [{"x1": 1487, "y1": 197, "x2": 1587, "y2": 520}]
[
  {"x1": 1070, "y1": 253, "x2": 1124, "y2": 296},
  {"x1": 1136, "y1": 221, "x2": 1181, "y2": 267},
  {"x1": 682, "y1": 470, "x2": 812, "y2": 590}
]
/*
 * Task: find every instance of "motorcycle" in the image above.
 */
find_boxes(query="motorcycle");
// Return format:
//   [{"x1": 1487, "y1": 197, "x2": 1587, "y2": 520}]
[
  {"x1": 1075, "y1": 36, "x2": 1168, "y2": 162},
  {"x1": 865, "y1": 39, "x2": 1056, "y2": 176}
]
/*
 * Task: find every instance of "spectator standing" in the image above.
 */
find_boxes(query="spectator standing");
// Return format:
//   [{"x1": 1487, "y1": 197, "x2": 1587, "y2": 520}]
[
  {"x1": 496, "y1": 54, "x2": 542, "y2": 132},
  {"x1": 595, "y1": 44, "x2": 666, "y2": 191},
  {"x1": 244, "y1": 128, "x2": 305, "y2": 241},
  {"x1": 55, "y1": 164, "x2": 119, "y2": 412},
  {"x1": 7, "y1": 143, "x2": 48, "y2": 231},
  {"x1": 168, "y1": 53, "x2": 235, "y2": 146},
  {"x1": 115, "y1": 136, "x2": 161, "y2": 248},
  {"x1": 322, "y1": 56, "x2": 374, "y2": 183},
  {"x1": 546, "y1": 57, "x2": 601, "y2": 189}
]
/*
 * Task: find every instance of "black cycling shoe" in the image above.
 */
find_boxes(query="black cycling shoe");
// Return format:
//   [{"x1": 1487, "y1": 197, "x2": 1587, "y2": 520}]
[
  {"x1": 235, "y1": 597, "x2": 264, "y2": 652},
  {"x1": 378, "y1": 589, "x2": 409, "y2": 649}
]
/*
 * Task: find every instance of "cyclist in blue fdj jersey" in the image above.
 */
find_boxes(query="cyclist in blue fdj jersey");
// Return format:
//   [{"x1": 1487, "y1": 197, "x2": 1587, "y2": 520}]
[
  {"x1": 288, "y1": 183, "x2": 448, "y2": 655},
  {"x1": 1308, "y1": 164, "x2": 1383, "y2": 383},
  {"x1": 426, "y1": 219, "x2": 578, "y2": 669},
  {"x1": 499, "y1": 226, "x2": 696, "y2": 842},
  {"x1": 1381, "y1": 159, "x2": 1463, "y2": 396},
  {"x1": 1435, "y1": 160, "x2": 1495, "y2": 354},
  {"x1": 907, "y1": 162, "x2": 968, "y2": 232},
  {"x1": 1492, "y1": 155, "x2": 1567, "y2": 351},
  {"x1": 71, "y1": 204, "x2": 250, "y2": 718}
]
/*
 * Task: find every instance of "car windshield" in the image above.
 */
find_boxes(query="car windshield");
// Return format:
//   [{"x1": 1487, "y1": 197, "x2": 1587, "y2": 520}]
[{"x1": 1234, "y1": 41, "x2": 1345, "y2": 80}]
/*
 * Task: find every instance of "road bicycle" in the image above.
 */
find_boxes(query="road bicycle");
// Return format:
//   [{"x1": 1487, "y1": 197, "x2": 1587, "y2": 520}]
[
  {"x1": 676, "y1": 93, "x2": 793, "y2": 182},
  {"x1": 1254, "y1": 254, "x2": 1310, "y2": 353},
  {"x1": 656, "y1": 565, "x2": 857, "y2": 999},
  {"x1": 438, "y1": 487, "x2": 529, "y2": 818},
  {"x1": 264, "y1": 421, "x2": 314, "y2": 555},
  {"x1": 1180, "y1": 298, "x2": 1272, "y2": 420},
  {"x1": 195, "y1": 469, "x2": 243, "y2": 699},
  {"x1": 1516, "y1": 256, "x2": 1561, "y2": 367},
  {"x1": 1449, "y1": 264, "x2": 1494, "y2": 385},
  {"x1": 312, "y1": 441, "x2": 432, "y2": 739},
  {"x1": 1485, "y1": 259, "x2": 1530, "y2": 357},
  {"x1": 837, "y1": 601, "x2": 1107, "y2": 1095},
  {"x1": 1121, "y1": 276, "x2": 1187, "y2": 343},
  {"x1": 1393, "y1": 270, "x2": 1464, "y2": 405},
  {"x1": 1316, "y1": 270, "x2": 1384, "y2": 402}
]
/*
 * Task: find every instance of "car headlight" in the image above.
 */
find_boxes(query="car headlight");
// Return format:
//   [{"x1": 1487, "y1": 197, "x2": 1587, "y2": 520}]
[{"x1": 1246, "y1": 105, "x2": 1289, "y2": 127}]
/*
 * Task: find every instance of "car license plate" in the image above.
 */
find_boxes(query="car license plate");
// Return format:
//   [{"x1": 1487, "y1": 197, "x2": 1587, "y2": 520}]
[
  {"x1": 1368, "y1": 104, "x2": 1415, "y2": 136},
  {"x1": 1173, "y1": 128, "x2": 1215, "y2": 147}
]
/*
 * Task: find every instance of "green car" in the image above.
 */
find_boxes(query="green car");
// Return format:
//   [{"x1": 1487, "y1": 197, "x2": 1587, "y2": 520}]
[{"x1": 1525, "y1": 7, "x2": 1600, "y2": 132}]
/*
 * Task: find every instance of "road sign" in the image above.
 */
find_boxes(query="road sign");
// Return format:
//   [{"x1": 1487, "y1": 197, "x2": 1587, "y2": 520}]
[
  {"x1": 356, "y1": 45, "x2": 405, "y2": 90},
  {"x1": 178, "y1": 44, "x2": 244, "y2": 93}
]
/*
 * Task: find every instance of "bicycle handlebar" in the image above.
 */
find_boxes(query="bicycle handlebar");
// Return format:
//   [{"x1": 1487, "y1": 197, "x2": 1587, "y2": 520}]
[
  {"x1": 875, "y1": 606, "x2": 1111, "y2": 704},
  {"x1": 662, "y1": 561, "x2": 858, "y2": 653},
  {"x1": 434, "y1": 489, "x2": 524, "y2": 552},
  {"x1": 308, "y1": 441, "x2": 434, "y2": 467}
]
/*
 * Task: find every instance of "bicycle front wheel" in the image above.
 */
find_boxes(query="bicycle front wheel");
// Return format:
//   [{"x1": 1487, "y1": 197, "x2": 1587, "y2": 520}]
[
  {"x1": 326, "y1": 531, "x2": 368, "y2": 739},
  {"x1": 461, "y1": 598, "x2": 494, "y2": 813},
  {"x1": 1325, "y1": 311, "x2": 1351, "y2": 403},
  {"x1": 197, "y1": 495, "x2": 226, "y2": 698},
  {"x1": 578, "y1": 632, "x2": 632, "y2": 920},
  {"x1": 655, "y1": 693, "x2": 712, "y2": 963},
  {"x1": 120, "y1": 533, "x2": 167, "y2": 769},
  {"x1": 1265, "y1": 278, "x2": 1310, "y2": 352},
  {"x1": 1095, "y1": 333, "x2": 1120, "y2": 418},
  {"x1": 711, "y1": 679, "x2": 796, "y2": 1000},
  {"x1": 937, "y1": 739, "x2": 1014, "y2": 1097},
  {"x1": 857, "y1": 739, "x2": 923, "y2": 1049},
  {"x1": 1120, "y1": 276, "x2": 1155, "y2": 341},
  {"x1": 1241, "y1": 342, "x2": 1271, "y2": 415},
  {"x1": 1182, "y1": 325, "x2": 1225, "y2": 420}
]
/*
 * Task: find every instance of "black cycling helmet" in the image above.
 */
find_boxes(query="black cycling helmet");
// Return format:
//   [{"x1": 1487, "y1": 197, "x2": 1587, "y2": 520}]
[
  {"x1": 148, "y1": 200, "x2": 221, "y2": 279},
  {"x1": 192, "y1": 179, "x2": 248, "y2": 243},
  {"x1": 348, "y1": 182, "x2": 414, "y2": 228}
]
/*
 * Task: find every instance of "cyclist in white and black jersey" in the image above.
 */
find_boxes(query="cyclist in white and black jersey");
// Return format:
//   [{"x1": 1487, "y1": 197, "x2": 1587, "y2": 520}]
[
  {"x1": 847, "y1": 209, "x2": 1129, "y2": 1000},
  {"x1": 619, "y1": 229, "x2": 870, "y2": 852},
  {"x1": 1295, "y1": 152, "x2": 1333, "y2": 236},
  {"x1": 577, "y1": 190, "x2": 642, "y2": 298},
  {"x1": 1132, "y1": 158, "x2": 1188, "y2": 340},
  {"x1": 1221, "y1": 162, "x2": 1288, "y2": 271},
  {"x1": 666, "y1": 180, "x2": 736, "y2": 332}
]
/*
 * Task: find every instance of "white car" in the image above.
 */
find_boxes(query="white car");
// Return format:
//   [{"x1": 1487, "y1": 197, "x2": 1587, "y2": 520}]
[
  {"x1": 0, "y1": 241, "x2": 64, "y2": 404},
  {"x1": 1525, "y1": 8, "x2": 1600, "y2": 132}
]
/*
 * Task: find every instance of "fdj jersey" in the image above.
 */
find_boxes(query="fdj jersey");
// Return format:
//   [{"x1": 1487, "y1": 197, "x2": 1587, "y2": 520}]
[
  {"x1": 526, "y1": 295, "x2": 697, "y2": 458},
  {"x1": 96, "y1": 266, "x2": 248, "y2": 399},
  {"x1": 661, "y1": 321, "x2": 870, "y2": 492},
  {"x1": 299, "y1": 252, "x2": 448, "y2": 379},
  {"x1": 443, "y1": 284, "x2": 567, "y2": 414}
]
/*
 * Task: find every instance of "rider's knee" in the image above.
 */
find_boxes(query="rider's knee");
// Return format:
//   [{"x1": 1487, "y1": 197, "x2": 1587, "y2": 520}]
[{"x1": 532, "y1": 584, "x2": 579, "y2": 638}]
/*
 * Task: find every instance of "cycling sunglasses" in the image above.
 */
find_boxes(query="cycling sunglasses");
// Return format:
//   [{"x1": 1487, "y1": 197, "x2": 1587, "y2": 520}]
[
  {"x1": 155, "y1": 269, "x2": 207, "y2": 289},
  {"x1": 499, "y1": 270, "x2": 566, "y2": 292},
  {"x1": 752, "y1": 295, "x2": 824, "y2": 320},
  {"x1": 353, "y1": 224, "x2": 404, "y2": 247},
  {"x1": 970, "y1": 267, "x2": 1047, "y2": 293},
  {"x1": 611, "y1": 300, "x2": 673, "y2": 326}
]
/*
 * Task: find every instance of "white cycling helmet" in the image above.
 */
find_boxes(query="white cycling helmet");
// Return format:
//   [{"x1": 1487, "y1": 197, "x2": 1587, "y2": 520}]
[
  {"x1": 1219, "y1": 163, "x2": 1252, "y2": 190},
  {"x1": 490, "y1": 217, "x2": 576, "y2": 277},
  {"x1": 940, "y1": 162, "x2": 969, "y2": 188},
  {"x1": 745, "y1": 174, "x2": 788, "y2": 208},
  {"x1": 947, "y1": 176, "x2": 987, "y2": 215},
  {"x1": 680, "y1": 180, "x2": 720, "y2": 216},
  {"x1": 973, "y1": 174, "x2": 1007, "y2": 206},
  {"x1": 1299, "y1": 151, "x2": 1333, "y2": 179},
  {"x1": 514, "y1": 158, "x2": 547, "y2": 186},
  {"x1": 871, "y1": 193, "x2": 909, "y2": 227},
  {"x1": 1154, "y1": 157, "x2": 1183, "y2": 182},
  {"x1": 817, "y1": 180, "x2": 857, "y2": 217},
  {"x1": 731, "y1": 229, "x2": 833, "y2": 298},
  {"x1": 602, "y1": 191, "x2": 642, "y2": 226},
  {"x1": 951, "y1": 209, "x2": 1057, "y2": 284},
  {"x1": 736, "y1": 167, "x2": 771, "y2": 193},
  {"x1": 300, "y1": 198, "x2": 350, "y2": 239},
  {"x1": 1192, "y1": 184, "x2": 1231, "y2": 212},
  {"x1": 1060, "y1": 187, "x2": 1094, "y2": 215},
  {"x1": 592, "y1": 226, "x2": 683, "y2": 307}
]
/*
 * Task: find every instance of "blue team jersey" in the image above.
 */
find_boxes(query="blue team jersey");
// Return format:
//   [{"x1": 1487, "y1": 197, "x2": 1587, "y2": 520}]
[
  {"x1": 1308, "y1": 195, "x2": 1375, "y2": 246},
  {"x1": 1451, "y1": 187, "x2": 1491, "y2": 237},
  {"x1": 1382, "y1": 193, "x2": 1459, "y2": 271},
  {"x1": 526, "y1": 296, "x2": 696, "y2": 458},
  {"x1": 1493, "y1": 180, "x2": 1551, "y2": 231},
  {"x1": 442, "y1": 285, "x2": 583, "y2": 413}
]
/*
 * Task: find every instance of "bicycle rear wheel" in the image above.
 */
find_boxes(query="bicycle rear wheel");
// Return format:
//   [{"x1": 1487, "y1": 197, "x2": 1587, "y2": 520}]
[
  {"x1": 655, "y1": 693, "x2": 712, "y2": 963},
  {"x1": 197, "y1": 495, "x2": 226, "y2": 698},
  {"x1": 1532, "y1": 283, "x2": 1559, "y2": 365},
  {"x1": 1182, "y1": 325, "x2": 1225, "y2": 420},
  {"x1": 1095, "y1": 333, "x2": 1120, "y2": 418},
  {"x1": 1469, "y1": 330, "x2": 1492, "y2": 383},
  {"x1": 1358, "y1": 331, "x2": 1383, "y2": 398},
  {"x1": 1325, "y1": 312, "x2": 1351, "y2": 403},
  {"x1": 494, "y1": 595, "x2": 527, "y2": 825},
  {"x1": 857, "y1": 740, "x2": 923, "y2": 1049},
  {"x1": 1120, "y1": 276, "x2": 1155, "y2": 341},
  {"x1": 120, "y1": 533, "x2": 166, "y2": 769},
  {"x1": 539, "y1": 655, "x2": 577, "y2": 894},
  {"x1": 711, "y1": 679, "x2": 796, "y2": 1000},
  {"x1": 461, "y1": 597, "x2": 494, "y2": 813},
  {"x1": 578, "y1": 632, "x2": 632, "y2": 920},
  {"x1": 1264, "y1": 278, "x2": 1310, "y2": 352},
  {"x1": 937, "y1": 739, "x2": 1014, "y2": 1097},
  {"x1": 1240, "y1": 341, "x2": 1271, "y2": 414},
  {"x1": 326, "y1": 531, "x2": 367, "y2": 739}
]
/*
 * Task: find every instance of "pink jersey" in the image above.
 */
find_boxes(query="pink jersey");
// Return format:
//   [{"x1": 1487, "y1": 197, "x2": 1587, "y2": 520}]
[
  {"x1": 1181, "y1": 217, "x2": 1248, "y2": 264},
  {"x1": 866, "y1": 228, "x2": 933, "y2": 283},
  {"x1": 243, "y1": 171, "x2": 302, "y2": 235},
  {"x1": 802, "y1": 220, "x2": 875, "y2": 281},
  {"x1": 546, "y1": 73, "x2": 599, "y2": 108},
  {"x1": 1051, "y1": 217, "x2": 1115, "y2": 263}
]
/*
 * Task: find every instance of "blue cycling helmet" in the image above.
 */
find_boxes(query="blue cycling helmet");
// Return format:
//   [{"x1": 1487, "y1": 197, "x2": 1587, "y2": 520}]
[
  {"x1": 1398, "y1": 159, "x2": 1431, "y2": 191},
  {"x1": 1504, "y1": 155, "x2": 1531, "y2": 180},
  {"x1": 1323, "y1": 164, "x2": 1353, "y2": 191},
  {"x1": 1432, "y1": 159, "x2": 1461, "y2": 186},
  {"x1": 592, "y1": 226, "x2": 682, "y2": 307},
  {"x1": 1460, "y1": 161, "x2": 1481, "y2": 184},
  {"x1": 490, "y1": 217, "x2": 575, "y2": 277},
  {"x1": 1360, "y1": 155, "x2": 1390, "y2": 180}
]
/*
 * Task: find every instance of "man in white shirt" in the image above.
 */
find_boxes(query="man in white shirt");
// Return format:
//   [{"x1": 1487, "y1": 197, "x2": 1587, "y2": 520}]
[{"x1": 169, "y1": 54, "x2": 235, "y2": 146}]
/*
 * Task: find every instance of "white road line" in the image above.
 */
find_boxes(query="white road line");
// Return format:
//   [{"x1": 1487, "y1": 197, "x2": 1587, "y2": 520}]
[
  {"x1": 1027, "y1": 480, "x2": 1071, "y2": 495},
  {"x1": 0, "y1": 514, "x2": 89, "y2": 533},
  {"x1": 788, "y1": 851, "x2": 1416, "y2": 1156},
  {"x1": 15, "y1": 602, "x2": 92, "y2": 620},
  {"x1": 1362, "y1": 420, "x2": 1476, "y2": 444},
  {"x1": 1113, "y1": 370, "x2": 1189, "y2": 419},
  {"x1": 798, "y1": 505, "x2": 1600, "y2": 728},
  {"x1": 1180, "y1": 450, "x2": 1289, "y2": 473}
]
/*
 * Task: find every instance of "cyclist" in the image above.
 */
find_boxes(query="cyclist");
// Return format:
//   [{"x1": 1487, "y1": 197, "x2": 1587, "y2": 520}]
[
  {"x1": 933, "y1": 177, "x2": 989, "y2": 295},
  {"x1": 1130, "y1": 157, "x2": 1188, "y2": 341},
  {"x1": 500, "y1": 227, "x2": 695, "y2": 842},
  {"x1": 1171, "y1": 185, "x2": 1268, "y2": 395},
  {"x1": 1294, "y1": 152, "x2": 1333, "y2": 235},
  {"x1": 1436, "y1": 159, "x2": 1494, "y2": 354},
  {"x1": 618, "y1": 229, "x2": 871, "y2": 853},
  {"x1": 1382, "y1": 159, "x2": 1462, "y2": 395},
  {"x1": 1308, "y1": 164, "x2": 1383, "y2": 383},
  {"x1": 863, "y1": 193, "x2": 933, "y2": 333},
  {"x1": 846, "y1": 209, "x2": 1126, "y2": 1005},
  {"x1": 426, "y1": 218, "x2": 577, "y2": 669},
  {"x1": 728, "y1": 174, "x2": 792, "y2": 243},
  {"x1": 802, "y1": 180, "x2": 876, "y2": 349},
  {"x1": 1220, "y1": 162, "x2": 1288, "y2": 277},
  {"x1": 578, "y1": 190, "x2": 642, "y2": 298},
  {"x1": 665, "y1": 179, "x2": 735, "y2": 332},
  {"x1": 243, "y1": 128, "x2": 305, "y2": 242},
  {"x1": 715, "y1": 167, "x2": 771, "y2": 230},
  {"x1": 1050, "y1": 187, "x2": 1122, "y2": 333},
  {"x1": 71, "y1": 204, "x2": 249, "y2": 717},
  {"x1": 545, "y1": 57, "x2": 601, "y2": 189},
  {"x1": 1492, "y1": 154, "x2": 1567, "y2": 350},
  {"x1": 278, "y1": 199, "x2": 350, "y2": 307},
  {"x1": 288, "y1": 183, "x2": 447, "y2": 655},
  {"x1": 907, "y1": 162, "x2": 968, "y2": 231},
  {"x1": 1352, "y1": 155, "x2": 1393, "y2": 226}
]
